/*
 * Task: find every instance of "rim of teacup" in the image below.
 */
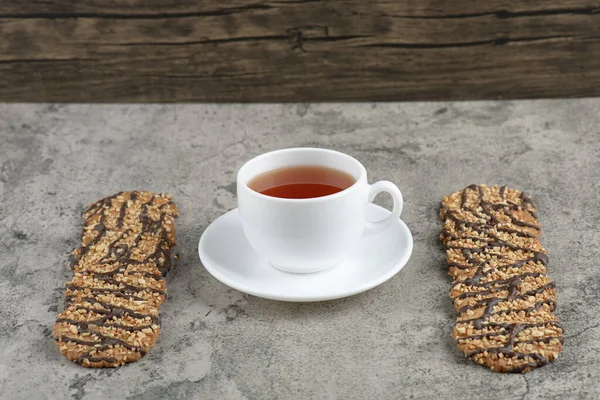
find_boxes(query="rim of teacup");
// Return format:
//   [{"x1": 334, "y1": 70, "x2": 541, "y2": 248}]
[{"x1": 237, "y1": 147, "x2": 367, "y2": 203}]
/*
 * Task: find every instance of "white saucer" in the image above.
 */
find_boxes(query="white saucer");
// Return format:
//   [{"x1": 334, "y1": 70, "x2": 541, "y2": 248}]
[{"x1": 198, "y1": 204, "x2": 413, "y2": 302}]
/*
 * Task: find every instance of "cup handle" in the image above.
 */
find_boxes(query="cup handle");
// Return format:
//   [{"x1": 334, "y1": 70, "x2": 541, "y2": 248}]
[{"x1": 364, "y1": 181, "x2": 403, "y2": 234}]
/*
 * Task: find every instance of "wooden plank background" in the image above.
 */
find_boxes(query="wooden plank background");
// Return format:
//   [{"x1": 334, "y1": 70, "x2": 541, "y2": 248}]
[{"x1": 1, "y1": 0, "x2": 600, "y2": 102}]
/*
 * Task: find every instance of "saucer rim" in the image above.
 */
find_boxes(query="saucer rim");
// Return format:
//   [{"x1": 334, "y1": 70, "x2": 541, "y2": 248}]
[{"x1": 198, "y1": 205, "x2": 413, "y2": 302}]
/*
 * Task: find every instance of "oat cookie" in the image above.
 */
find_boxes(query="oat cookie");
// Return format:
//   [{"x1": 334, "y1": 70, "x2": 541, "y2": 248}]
[
  {"x1": 54, "y1": 191, "x2": 179, "y2": 367},
  {"x1": 440, "y1": 185, "x2": 563, "y2": 373}
]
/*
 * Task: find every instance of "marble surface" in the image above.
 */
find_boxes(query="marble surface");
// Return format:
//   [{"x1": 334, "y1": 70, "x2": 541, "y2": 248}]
[{"x1": 1, "y1": 100, "x2": 599, "y2": 399}]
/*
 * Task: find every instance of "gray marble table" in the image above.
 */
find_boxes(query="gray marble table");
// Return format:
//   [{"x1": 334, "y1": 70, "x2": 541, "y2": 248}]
[{"x1": 1, "y1": 100, "x2": 599, "y2": 399}]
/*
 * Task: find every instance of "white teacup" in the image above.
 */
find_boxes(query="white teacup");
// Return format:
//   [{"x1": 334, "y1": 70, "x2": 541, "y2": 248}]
[{"x1": 237, "y1": 148, "x2": 403, "y2": 273}]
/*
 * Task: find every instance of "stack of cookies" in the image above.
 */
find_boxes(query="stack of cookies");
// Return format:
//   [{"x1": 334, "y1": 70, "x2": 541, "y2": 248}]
[
  {"x1": 54, "y1": 191, "x2": 179, "y2": 367},
  {"x1": 440, "y1": 184, "x2": 563, "y2": 373}
]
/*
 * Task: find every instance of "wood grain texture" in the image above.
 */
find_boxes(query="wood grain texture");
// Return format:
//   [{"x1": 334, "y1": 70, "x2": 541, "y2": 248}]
[{"x1": 1, "y1": 0, "x2": 600, "y2": 102}]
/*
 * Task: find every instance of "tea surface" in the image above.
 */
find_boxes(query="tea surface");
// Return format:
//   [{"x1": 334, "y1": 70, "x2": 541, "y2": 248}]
[{"x1": 248, "y1": 165, "x2": 355, "y2": 199}]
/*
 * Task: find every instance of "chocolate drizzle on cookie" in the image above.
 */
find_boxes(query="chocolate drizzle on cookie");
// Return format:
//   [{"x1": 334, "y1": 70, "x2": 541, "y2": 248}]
[
  {"x1": 54, "y1": 191, "x2": 179, "y2": 368},
  {"x1": 440, "y1": 184, "x2": 563, "y2": 373}
]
